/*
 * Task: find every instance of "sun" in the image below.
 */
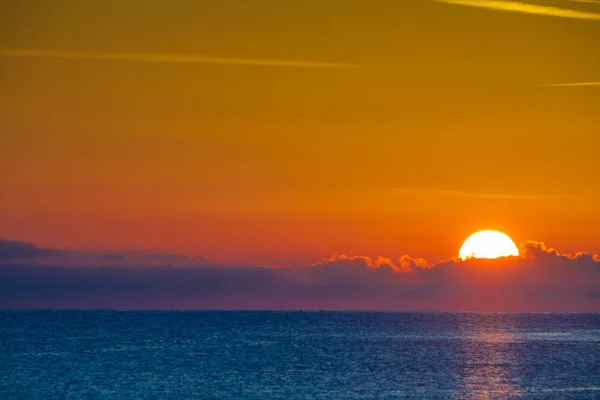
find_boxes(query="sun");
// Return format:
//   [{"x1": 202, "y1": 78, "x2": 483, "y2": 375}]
[{"x1": 458, "y1": 230, "x2": 519, "y2": 260}]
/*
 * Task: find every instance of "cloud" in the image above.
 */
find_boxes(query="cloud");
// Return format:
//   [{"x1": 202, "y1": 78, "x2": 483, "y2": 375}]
[
  {"x1": 434, "y1": 0, "x2": 600, "y2": 20},
  {"x1": 0, "y1": 49, "x2": 360, "y2": 69},
  {"x1": 0, "y1": 238, "x2": 207, "y2": 267},
  {"x1": 1, "y1": 239, "x2": 598, "y2": 311},
  {"x1": 0, "y1": 238, "x2": 67, "y2": 261},
  {"x1": 0, "y1": 264, "x2": 293, "y2": 309},
  {"x1": 541, "y1": 82, "x2": 600, "y2": 87},
  {"x1": 391, "y1": 188, "x2": 576, "y2": 200}
]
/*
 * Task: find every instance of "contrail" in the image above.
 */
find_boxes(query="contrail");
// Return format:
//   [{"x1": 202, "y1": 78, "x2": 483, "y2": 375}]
[
  {"x1": 434, "y1": 0, "x2": 600, "y2": 20},
  {"x1": 392, "y1": 188, "x2": 577, "y2": 200},
  {"x1": 542, "y1": 82, "x2": 600, "y2": 87},
  {"x1": 0, "y1": 49, "x2": 361, "y2": 69}
]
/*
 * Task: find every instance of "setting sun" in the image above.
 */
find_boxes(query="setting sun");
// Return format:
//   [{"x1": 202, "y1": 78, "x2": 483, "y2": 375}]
[{"x1": 459, "y1": 230, "x2": 519, "y2": 260}]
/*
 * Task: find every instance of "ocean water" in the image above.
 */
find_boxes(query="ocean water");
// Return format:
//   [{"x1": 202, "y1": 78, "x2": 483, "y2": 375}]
[{"x1": 1, "y1": 311, "x2": 599, "y2": 399}]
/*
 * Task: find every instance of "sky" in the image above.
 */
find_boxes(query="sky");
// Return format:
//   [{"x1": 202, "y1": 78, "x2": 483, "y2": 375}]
[{"x1": 0, "y1": 0, "x2": 599, "y2": 310}]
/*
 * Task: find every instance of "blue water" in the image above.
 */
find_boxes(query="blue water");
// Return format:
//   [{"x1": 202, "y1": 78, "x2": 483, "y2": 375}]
[{"x1": 1, "y1": 311, "x2": 599, "y2": 399}]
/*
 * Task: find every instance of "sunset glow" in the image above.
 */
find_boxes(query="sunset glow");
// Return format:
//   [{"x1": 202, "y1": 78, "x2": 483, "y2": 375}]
[{"x1": 1, "y1": 0, "x2": 599, "y2": 312}]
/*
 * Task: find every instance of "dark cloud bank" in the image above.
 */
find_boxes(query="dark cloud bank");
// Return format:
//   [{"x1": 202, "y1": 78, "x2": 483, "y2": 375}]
[{"x1": 0, "y1": 239, "x2": 598, "y2": 311}]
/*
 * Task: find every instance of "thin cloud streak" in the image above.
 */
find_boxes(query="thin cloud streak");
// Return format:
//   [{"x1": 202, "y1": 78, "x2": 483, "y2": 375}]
[
  {"x1": 0, "y1": 49, "x2": 361, "y2": 69},
  {"x1": 392, "y1": 188, "x2": 577, "y2": 200},
  {"x1": 569, "y1": 0, "x2": 600, "y2": 4},
  {"x1": 541, "y1": 82, "x2": 600, "y2": 87},
  {"x1": 434, "y1": 0, "x2": 600, "y2": 20}
]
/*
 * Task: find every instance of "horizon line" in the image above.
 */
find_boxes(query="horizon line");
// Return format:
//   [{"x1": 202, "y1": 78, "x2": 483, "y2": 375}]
[{"x1": 1, "y1": 308, "x2": 597, "y2": 313}]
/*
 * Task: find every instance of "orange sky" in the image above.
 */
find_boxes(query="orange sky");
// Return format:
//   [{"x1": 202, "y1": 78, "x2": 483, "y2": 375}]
[{"x1": 1, "y1": 0, "x2": 599, "y2": 264}]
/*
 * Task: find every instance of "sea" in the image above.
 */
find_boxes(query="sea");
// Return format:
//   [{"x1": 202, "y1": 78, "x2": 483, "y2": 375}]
[{"x1": 1, "y1": 311, "x2": 599, "y2": 399}]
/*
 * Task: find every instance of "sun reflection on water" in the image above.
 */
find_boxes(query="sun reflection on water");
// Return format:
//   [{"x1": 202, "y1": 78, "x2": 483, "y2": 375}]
[{"x1": 457, "y1": 320, "x2": 524, "y2": 398}]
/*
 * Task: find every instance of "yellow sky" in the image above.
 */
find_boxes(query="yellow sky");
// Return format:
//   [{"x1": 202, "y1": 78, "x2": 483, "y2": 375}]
[{"x1": 1, "y1": 0, "x2": 599, "y2": 263}]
